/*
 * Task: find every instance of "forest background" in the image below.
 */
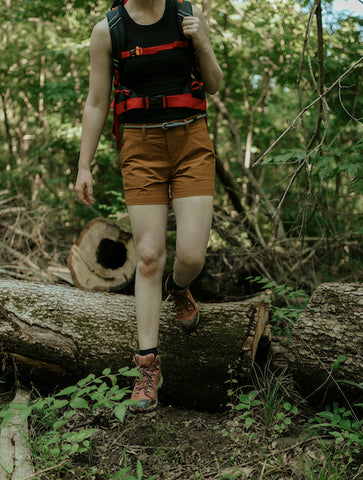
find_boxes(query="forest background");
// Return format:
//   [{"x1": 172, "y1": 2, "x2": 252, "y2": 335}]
[
  {"x1": 0, "y1": 1, "x2": 362, "y2": 478},
  {"x1": 0, "y1": 0, "x2": 362, "y2": 294}
]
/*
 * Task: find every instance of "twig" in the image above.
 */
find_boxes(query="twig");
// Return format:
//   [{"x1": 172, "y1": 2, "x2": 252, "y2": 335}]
[
  {"x1": 0, "y1": 207, "x2": 26, "y2": 216},
  {"x1": 253, "y1": 56, "x2": 363, "y2": 167},
  {"x1": 21, "y1": 460, "x2": 68, "y2": 480},
  {"x1": 338, "y1": 80, "x2": 363, "y2": 123}
]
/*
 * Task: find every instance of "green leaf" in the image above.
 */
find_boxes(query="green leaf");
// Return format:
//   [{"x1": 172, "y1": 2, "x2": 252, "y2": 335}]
[
  {"x1": 234, "y1": 404, "x2": 250, "y2": 411},
  {"x1": 121, "y1": 367, "x2": 141, "y2": 377},
  {"x1": 70, "y1": 397, "x2": 89, "y2": 409},
  {"x1": 333, "y1": 355, "x2": 347, "y2": 371},
  {"x1": 109, "y1": 468, "x2": 132, "y2": 479},
  {"x1": 137, "y1": 460, "x2": 143, "y2": 480},
  {"x1": 77, "y1": 374, "x2": 95, "y2": 386},
  {"x1": 0, "y1": 410, "x2": 15, "y2": 426},
  {"x1": 55, "y1": 385, "x2": 78, "y2": 397},
  {"x1": 114, "y1": 404, "x2": 127, "y2": 423},
  {"x1": 102, "y1": 368, "x2": 111, "y2": 375},
  {"x1": 20, "y1": 406, "x2": 34, "y2": 421},
  {"x1": 49, "y1": 399, "x2": 69, "y2": 410},
  {"x1": 62, "y1": 428, "x2": 98, "y2": 443},
  {"x1": 109, "y1": 391, "x2": 127, "y2": 402},
  {"x1": 53, "y1": 419, "x2": 68, "y2": 430},
  {"x1": 245, "y1": 417, "x2": 254, "y2": 428}
]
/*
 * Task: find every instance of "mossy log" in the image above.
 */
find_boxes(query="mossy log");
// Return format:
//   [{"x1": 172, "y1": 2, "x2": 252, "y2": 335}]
[
  {"x1": 0, "y1": 279, "x2": 269, "y2": 411},
  {"x1": 288, "y1": 283, "x2": 363, "y2": 407}
]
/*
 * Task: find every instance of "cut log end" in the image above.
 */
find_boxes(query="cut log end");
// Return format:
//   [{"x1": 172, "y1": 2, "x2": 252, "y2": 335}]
[
  {"x1": 238, "y1": 302, "x2": 270, "y2": 378},
  {"x1": 67, "y1": 217, "x2": 136, "y2": 292}
]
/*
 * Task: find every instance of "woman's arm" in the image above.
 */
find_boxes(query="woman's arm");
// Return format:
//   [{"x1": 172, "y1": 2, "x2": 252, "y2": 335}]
[
  {"x1": 182, "y1": 6, "x2": 223, "y2": 94},
  {"x1": 75, "y1": 18, "x2": 112, "y2": 207}
]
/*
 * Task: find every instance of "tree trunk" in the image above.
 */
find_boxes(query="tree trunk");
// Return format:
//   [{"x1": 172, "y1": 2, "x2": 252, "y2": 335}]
[
  {"x1": 67, "y1": 217, "x2": 136, "y2": 292},
  {"x1": 288, "y1": 282, "x2": 362, "y2": 407},
  {"x1": 0, "y1": 279, "x2": 269, "y2": 411}
]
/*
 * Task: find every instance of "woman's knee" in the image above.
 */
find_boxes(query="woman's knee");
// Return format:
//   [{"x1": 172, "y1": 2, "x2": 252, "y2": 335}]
[
  {"x1": 176, "y1": 249, "x2": 206, "y2": 270},
  {"x1": 137, "y1": 246, "x2": 166, "y2": 278}
]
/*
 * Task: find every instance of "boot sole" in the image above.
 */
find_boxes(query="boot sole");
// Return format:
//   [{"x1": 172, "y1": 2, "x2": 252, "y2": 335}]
[
  {"x1": 180, "y1": 309, "x2": 200, "y2": 331},
  {"x1": 129, "y1": 376, "x2": 163, "y2": 413}
]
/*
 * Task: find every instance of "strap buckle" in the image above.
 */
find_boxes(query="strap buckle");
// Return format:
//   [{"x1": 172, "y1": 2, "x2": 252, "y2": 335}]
[
  {"x1": 144, "y1": 95, "x2": 167, "y2": 109},
  {"x1": 129, "y1": 46, "x2": 143, "y2": 57},
  {"x1": 190, "y1": 81, "x2": 205, "y2": 100}
]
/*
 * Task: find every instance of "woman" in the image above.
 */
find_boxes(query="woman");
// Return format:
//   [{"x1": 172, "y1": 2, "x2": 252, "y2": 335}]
[{"x1": 75, "y1": 0, "x2": 223, "y2": 413}]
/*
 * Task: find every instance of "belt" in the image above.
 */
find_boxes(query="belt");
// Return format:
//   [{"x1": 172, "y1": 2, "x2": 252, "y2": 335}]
[{"x1": 123, "y1": 113, "x2": 207, "y2": 131}]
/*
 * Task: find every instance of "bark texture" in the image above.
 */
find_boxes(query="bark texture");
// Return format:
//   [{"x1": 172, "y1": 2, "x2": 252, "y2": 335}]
[
  {"x1": 288, "y1": 282, "x2": 363, "y2": 406},
  {"x1": 0, "y1": 279, "x2": 269, "y2": 410}
]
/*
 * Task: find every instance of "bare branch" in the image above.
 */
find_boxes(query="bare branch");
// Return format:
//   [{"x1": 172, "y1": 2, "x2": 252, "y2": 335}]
[{"x1": 252, "y1": 57, "x2": 363, "y2": 167}]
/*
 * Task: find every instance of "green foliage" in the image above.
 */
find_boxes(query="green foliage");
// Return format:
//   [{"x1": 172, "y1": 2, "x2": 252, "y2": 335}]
[
  {"x1": 109, "y1": 460, "x2": 156, "y2": 480},
  {"x1": 227, "y1": 363, "x2": 299, "y2": 437},
  {"x1": 0, "y1": 367, "x2": 145, "y2": 477},
  {"x1": 246, "y1": 276, "x2": 309, "y2": 336},
  {"x1": 0, "y1": 0, "x2": 361, "y2": 287},
  {"x1": 307, "y1": 402, "x2": 362, "y2": 464},
  {"x1": 233, "y1": 390, "x2": 262, "y2": 429}
]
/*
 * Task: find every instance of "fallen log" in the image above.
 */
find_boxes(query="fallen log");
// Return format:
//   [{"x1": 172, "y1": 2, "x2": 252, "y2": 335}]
[
  {"x1": 0, "y1": 279, "x2": 269, "y2": 411},
  {"x1": 67, "y1": 217, "x2": 136, "y2": 292},
  {"x1": 288, "y1": 282, "x2": 363, "y2": 407}
]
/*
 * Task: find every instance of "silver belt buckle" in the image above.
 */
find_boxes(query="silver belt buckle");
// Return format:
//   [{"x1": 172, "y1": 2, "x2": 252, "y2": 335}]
[{"x1": 161, "y1": 122, "x2": 171, "y2": 130}]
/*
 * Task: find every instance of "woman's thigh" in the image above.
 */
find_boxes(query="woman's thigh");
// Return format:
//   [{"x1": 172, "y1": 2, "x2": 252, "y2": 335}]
[
  {"x1": 172, "y1": 195, "x2": 213, "y2": 262},
  {"x1": 127, "y1": 204, "x2": 169, "y2": 257}
]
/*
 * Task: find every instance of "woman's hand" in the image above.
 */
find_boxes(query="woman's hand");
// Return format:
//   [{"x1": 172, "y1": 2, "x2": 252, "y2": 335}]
[
  {"x1": 75, "y1": 169, "x2": 95, "y2": 207},
  {"x1": 182, "y1": 15, "x2": 208, "y2": 51}
]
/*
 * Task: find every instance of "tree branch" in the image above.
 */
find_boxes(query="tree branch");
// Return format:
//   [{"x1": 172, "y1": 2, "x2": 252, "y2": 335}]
[{"x1": 253, "y1": 57, "x2": 363, "y2": 167}]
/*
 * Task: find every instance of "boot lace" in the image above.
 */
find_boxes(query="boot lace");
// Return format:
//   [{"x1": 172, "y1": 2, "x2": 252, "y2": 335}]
[{"x1": 134, "y1": 366, "x2": 159, "y2": 398}]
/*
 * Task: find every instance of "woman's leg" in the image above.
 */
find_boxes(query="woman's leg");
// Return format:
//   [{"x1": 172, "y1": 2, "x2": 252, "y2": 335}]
[
  {"x1": 172, "y1": 195, "x2": 214, "y2": 287},
  {"x1": 127, "y1": 204, "x2": 168, "y2": 350}
]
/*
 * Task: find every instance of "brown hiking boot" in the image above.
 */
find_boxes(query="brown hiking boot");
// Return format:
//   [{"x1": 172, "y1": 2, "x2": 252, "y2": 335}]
[
  {"x1": 165, "y1": 273, "x2": 200, "y2": 331},
  {"x1": 130, "y1": 354, "x2": 163, "y2": 413}
]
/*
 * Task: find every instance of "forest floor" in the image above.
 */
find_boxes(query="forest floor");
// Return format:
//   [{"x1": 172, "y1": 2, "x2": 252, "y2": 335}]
[
  {"x1": 0, "y1": 197, "x2": 361, "y2": 479},
  {"x1": 9, "y1": 372, "x2": 359, "y2": 480}
]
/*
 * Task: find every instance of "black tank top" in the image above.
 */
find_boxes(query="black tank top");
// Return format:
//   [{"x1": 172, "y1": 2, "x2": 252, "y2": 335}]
[{"x1": 119, "y1": 0, "x2": 203, "y2": 123}]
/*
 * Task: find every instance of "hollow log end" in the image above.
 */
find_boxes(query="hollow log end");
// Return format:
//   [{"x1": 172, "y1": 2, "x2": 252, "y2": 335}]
[{"x1": 67, "y1": 217, "x2": 137, "y2": 292}]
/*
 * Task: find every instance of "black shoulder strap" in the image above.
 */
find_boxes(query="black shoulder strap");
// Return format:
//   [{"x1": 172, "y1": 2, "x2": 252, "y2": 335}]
[
  {"x1": 173, "y1": 0, "x2": 193, "y2": 40},
  {"x1": 173, "y1": 0, "x2": 201, "y2": 78},
  {"x1": 107, "y1": 5, "x2": 126, "y2": 73}
]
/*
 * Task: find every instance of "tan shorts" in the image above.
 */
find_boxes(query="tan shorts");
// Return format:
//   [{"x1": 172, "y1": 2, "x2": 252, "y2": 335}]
[{"x1": 119, "y1": 116, "x2": 215, "y2": 205}]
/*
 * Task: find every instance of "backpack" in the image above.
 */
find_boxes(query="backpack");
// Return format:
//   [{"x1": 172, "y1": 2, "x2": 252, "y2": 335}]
[{"x1": 107, "y1": 0, "x2": 206, "y2": 148}]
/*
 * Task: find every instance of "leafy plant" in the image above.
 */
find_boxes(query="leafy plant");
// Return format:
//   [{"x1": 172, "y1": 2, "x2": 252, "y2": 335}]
[
  {"x1": 230, "y1": 363, "x2": 299, "y2": 436},
  {"x1": 246, "y1": 276, "x2": 309, "y2": 336},
  {"x1": 307, "y1": 402, "x2": 362, "y2": 462},
  {"x1": 233, "y1": 390, "x2": 262, "y2": 429},
  {"x1": 0, "y1": 367, "x2": 141, "y2": 476}
]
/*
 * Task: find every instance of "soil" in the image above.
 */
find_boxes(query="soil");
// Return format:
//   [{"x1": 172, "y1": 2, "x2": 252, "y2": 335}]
[{"x1": 55, "y1": 392, "x2": 360, "y2": 480}]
